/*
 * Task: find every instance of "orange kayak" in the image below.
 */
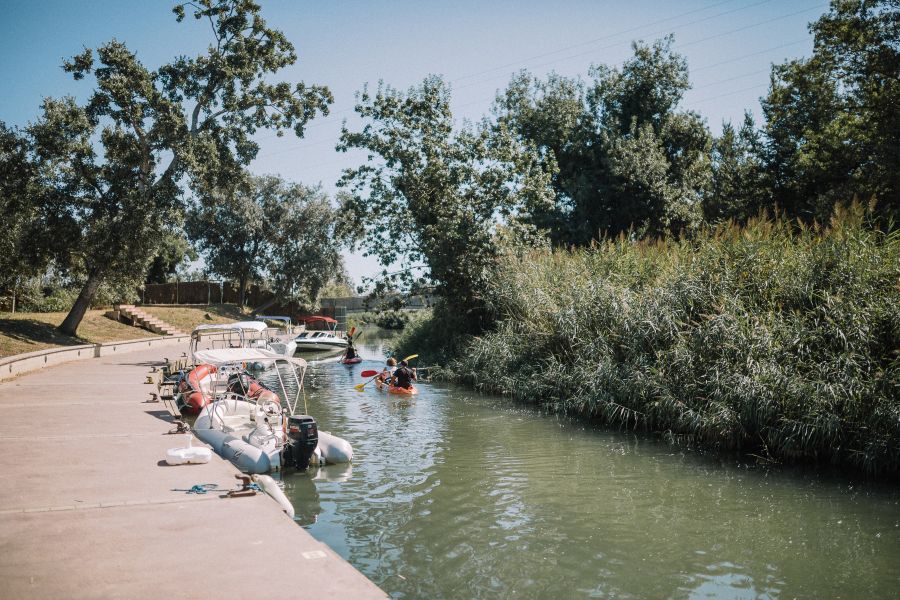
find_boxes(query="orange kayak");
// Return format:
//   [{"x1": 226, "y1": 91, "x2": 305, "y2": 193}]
[{"x1": 388, "y1": 385, "x2": 417, "y2": 395}]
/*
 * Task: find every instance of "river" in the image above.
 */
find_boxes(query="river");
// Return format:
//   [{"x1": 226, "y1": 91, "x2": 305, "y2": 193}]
[{"x1": 277, "y1": 329, "x2": 899, "y2": 599}]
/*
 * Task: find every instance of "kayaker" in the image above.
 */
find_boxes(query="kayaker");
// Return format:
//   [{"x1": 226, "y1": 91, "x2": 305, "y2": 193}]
[
  {"x1": 376, "y1": 357, "x2": 397, "y2": 386},
  {"x1": 344, "y1": 339, "x2": 358, "y2": 361},
  {"x1": 389, "y1": 360, "x2": 417, "y2": 389}
]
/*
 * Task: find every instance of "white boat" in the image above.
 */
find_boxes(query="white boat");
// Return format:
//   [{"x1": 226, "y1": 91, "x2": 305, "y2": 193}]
[
  {"x1": 254, "y1": 315, "x2": 298, "y2": 356},
  {"x1": 294, "y1": 316, "x2": 349, "y2": 352},
  {"x1": 189, "y1": 321, "x2": 296, "y2": 361},
  {"x1": 190, "y1": 348, "x2": 353, "y2": 474}
]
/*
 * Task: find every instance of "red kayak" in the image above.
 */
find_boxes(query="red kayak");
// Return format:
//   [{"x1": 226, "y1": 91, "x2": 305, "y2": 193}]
[{"x1": 341, "y1": 357, "x2": 362, "y2": 364}]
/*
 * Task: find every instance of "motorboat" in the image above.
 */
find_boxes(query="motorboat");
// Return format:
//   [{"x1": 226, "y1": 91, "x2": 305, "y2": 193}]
[
  {"x1": 188, "y1": 348, "x2": 353, "y2": 474},
  {"x1": 189, "y1": 321, "x2": 295, "y2": 362},
  {"x1": 294, "y1": 316, "x2": 349, "y2": 352},
  {"x1": 254, "y1": 315, "x2": 298, "y2": 356}
]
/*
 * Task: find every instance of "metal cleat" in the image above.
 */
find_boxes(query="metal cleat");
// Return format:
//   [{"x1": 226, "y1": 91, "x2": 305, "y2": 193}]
[{"x1": 226, "y1": 474, "x2": 260, "y2": 498}]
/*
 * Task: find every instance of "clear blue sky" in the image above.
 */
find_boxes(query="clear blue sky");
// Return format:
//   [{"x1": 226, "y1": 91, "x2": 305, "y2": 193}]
[{"x1": 1, "y1": 0, "x2": 826, "y2": 287}]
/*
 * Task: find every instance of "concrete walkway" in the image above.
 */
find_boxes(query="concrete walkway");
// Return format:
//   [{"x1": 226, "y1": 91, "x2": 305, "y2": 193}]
[{"x1": 0, "y1": 345, "x2": 386, "y2": 599}]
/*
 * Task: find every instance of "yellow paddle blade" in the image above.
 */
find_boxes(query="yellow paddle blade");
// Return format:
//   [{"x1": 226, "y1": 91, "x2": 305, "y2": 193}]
[
  {"x1": 354, "y1": 383, "x2": 366, "y2": 392},
  {"x1": 403, "y1": 354, "x2": 419, "y2": 362}
]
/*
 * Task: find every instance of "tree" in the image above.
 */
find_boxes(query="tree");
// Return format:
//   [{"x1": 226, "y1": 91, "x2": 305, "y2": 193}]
[
  {"x1": 145, "y1": 228, "x2": 197, "y2": 284},
  {"x1": 188, "y1": 174, "x2": 280, "y2": 307},
  {"x1": 0, "y1": 122, "x2": 40, "y2": 305},
  {"x1": 492, "y1": 72, "x2": 595, "y2": 244},
  {"x1": 187, "y1": 174, "x2": 344, "y2": 307},
  {"x1": 337, "y1": 76, "x2": 554, "y2": 324},
  {"x1": 761, "y1": 0, "x2": 899, "y2": 223},
  {"x1": 268, "y1": 186, "x2": 344, "y2": 306},
  {"x1": 28, "y1": 0, "x2": 331, "y2": 336},
  {"x1": 704, "y1": 113, "x2": 769, "y2": 224},
  {"x1": 496, "y1": 37, "x2": 712, "y2": 243}
]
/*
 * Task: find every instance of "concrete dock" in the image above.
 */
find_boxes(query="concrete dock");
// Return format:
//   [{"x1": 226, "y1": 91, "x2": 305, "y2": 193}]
[{"x1": 0, "y1": 345, "x2": 387, "y2": 599}]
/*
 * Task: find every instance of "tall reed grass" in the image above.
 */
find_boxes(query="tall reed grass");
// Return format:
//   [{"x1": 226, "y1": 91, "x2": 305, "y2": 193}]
[{"x1": 399, "y1": 205, "x2": 899, "y2": 476}]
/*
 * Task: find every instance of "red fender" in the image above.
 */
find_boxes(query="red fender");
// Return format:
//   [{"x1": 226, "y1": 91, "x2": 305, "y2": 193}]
[{"x1": 178, "y1": 364, "x2": 217, "y2": 415}]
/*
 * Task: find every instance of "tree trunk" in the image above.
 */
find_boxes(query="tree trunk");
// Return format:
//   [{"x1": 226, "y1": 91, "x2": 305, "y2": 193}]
[
  {"x1": 238, "y1": 273, "x2": 248, "y2": 307},
  {"x1": 58, "y1": 269, "x2": 105, "y2": 337}
]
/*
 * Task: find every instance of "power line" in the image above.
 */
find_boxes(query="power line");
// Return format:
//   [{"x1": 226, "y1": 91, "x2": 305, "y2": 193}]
[
  {"x1": 451, "y1": 0, "x2": 784, "y2": 93},
  {"x1": 691, "y1": 38, "x2": 809, "y2": 72},
  {"x1": 455, "y1": 1, "x2": 824, "y2": 95},
  {"x1": 448, "y1": 0, "x2": 746, "y2": 84},
  {"x1": 256, "y1": 0, "x2": 783, "y2": 146}
]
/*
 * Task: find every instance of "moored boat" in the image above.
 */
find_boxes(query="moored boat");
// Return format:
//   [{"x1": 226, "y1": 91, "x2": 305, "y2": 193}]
[
  {"x1": 186, "y1": 349, "x2": 353, "y2": 474},
  {"x1": 294, "y1": 316, "x2": 348, "y2": 352}
]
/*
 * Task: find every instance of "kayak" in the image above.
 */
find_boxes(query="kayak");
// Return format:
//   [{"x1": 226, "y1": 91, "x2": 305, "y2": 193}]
[
  {"x1": 388, "y1": 384, "x2": 417, "y2": 396},
  {"x1": 341, "y1": 357, "x2": 362, "y2": 364}
]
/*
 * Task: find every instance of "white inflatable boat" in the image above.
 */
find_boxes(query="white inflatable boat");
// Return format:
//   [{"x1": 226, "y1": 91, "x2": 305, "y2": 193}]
[{"x1": 189, "y1": 349, "x2": 353, "y2": 474}]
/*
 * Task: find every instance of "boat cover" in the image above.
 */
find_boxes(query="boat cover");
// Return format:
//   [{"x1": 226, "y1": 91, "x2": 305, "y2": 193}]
[
  {"x1": 192, "y1": 347, "x2": 307, "y2": 368},
  {"x1": 191, "y1": 321, "x2": 269, "y2": 335}
]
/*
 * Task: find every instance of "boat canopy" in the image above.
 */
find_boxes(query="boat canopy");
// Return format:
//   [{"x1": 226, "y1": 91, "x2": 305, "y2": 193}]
[
  {"x1": 191, "y1": 321, "x2": 269, "y2": 335},
  {"x1": 255, "y1": 315, "x2": 292, "y2": 325},
  {"x1": 301, "y1": 315, "x2": 337, "y2": 324},
  {"x1": 192, "y1": 347, "x2": 307, "y2": 368}
]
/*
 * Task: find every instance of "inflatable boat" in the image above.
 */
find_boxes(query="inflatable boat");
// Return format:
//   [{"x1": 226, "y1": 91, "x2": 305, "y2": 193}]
[{"x1": 188, "y1": 349, "x2": 352, "y2": 474}]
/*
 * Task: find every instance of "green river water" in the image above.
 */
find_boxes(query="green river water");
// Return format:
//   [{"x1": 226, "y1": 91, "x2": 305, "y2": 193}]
[{"x1": 274, "y1": 330, "x2": 899, "y2": 599}]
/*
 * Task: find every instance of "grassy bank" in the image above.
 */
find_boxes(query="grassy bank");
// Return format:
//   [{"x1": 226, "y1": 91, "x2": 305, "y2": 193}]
[
  {"x1": 0, "y1": 310, "x2": 161, "y2": 357},
  {"x1": 142, "y1": 304, "x2": 247, "y2": 333},
  {"x1": 0, "y1": 304, "x2": 249, "y2": 358},
  {"x1": 399, "y1": 207, "x2": 899, "y2": 476}
]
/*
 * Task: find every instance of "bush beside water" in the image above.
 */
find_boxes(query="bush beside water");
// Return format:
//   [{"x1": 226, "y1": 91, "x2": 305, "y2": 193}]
[{"x1": 400, "y1": 207, "x2": 899, "y2": 476}]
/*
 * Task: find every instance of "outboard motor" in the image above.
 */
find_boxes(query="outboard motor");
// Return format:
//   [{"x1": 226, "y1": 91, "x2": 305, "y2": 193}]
[{"x1": 284, "y1": 415, "x2": 318, "y2": 470}]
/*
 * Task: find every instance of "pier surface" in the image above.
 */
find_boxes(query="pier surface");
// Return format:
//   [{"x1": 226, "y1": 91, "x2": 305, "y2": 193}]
[{"x1": 0, "y1": 345, "x2": 387, "y2": 599}]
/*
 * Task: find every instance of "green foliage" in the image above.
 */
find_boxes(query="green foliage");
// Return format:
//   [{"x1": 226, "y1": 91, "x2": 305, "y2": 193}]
[
  {"x1": 351, "y1": 310, "x2": 420, "y2": 330},
  {"x1": 428, "y1": 203, "x2": 899, "y2": 476},
  {"x1": 18, "y1": 0, "x2": 331, "y2": 335},
  {"x1": 0, "y1": 122, "x2": 41, "y2": 292},
  {"x1": 337, "y1": 75, "x2": 554, "y2": 325},
  {"x1": 145, "y1": 228, "x2": 197, "y2": 284},
  {"x1": 705, "y1": 113, "x2": 769, "y2": 224},
  {"x1": 762, "y1": 0, "x2": 899, "y2": 224},
  {"x1": 187, "y1": 174, "x2": 343, "y2": 306},
  {"x1": 495, "y1": 37, "x2": 712, "y2": 244}
]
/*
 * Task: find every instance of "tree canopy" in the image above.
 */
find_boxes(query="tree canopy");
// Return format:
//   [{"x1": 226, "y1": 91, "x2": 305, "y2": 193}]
[
  {"x1": 188, "y1": 174, "x2": 344, "y2": 307},
  {"x1": 337, "y1": 75, "x2": 554, "y2": 322},
  {"x1": 21, "y1": 0, "x2": 331, "y2": 335}
]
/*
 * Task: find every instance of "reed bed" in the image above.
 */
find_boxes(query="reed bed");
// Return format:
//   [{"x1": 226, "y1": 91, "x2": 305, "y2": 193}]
[{"x1": 401, "y1": 206, "x2": 899, "y2": 476}]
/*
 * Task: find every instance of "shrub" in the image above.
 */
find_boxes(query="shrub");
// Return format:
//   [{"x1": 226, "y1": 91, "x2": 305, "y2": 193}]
[{"x1": 428, "y1": 204, "x2": 899, "y2": 476}]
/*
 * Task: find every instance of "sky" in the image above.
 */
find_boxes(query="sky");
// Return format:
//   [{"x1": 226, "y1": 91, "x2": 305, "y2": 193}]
[{"x1": 0, "y1": 0, "x2": 827, "y2": 287}]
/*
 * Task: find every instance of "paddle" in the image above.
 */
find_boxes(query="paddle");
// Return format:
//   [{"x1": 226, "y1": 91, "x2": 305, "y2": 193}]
[
  {"x1": 360, "y1": 370, "x2": 378, "y2": 378},
  {"x1": 353, "y1": 355, "x2": 418, "y2": 392}
]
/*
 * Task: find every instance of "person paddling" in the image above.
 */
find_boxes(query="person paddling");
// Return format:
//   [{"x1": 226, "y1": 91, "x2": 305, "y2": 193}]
[
  {"x1": 389, "y1": 360, "x2": 417, "y2": 389},
  {"x1": 376, "y1": 357, "x2": 397, "y2": 388},
  {"x1": 344, "y1": 337, "x2": 359, "y2": 361}
]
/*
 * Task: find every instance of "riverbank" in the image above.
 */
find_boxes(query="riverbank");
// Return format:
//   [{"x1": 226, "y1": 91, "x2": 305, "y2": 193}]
[
  {"x1": 0, "y1": 343, "x2": 386, "y2": 599},
  {"x1": 0, "y1": 304, "x2": 250, "y2": 358},
  {"x1": 0, "y1": 310, "x2": 162, "y2": 357},
  {"x1": 397, "y1": 209, "x2": 900, "y2": 477}
]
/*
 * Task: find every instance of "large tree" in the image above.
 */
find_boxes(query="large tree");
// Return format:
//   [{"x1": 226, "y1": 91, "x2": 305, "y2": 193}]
[
  {"x1": 187, "y1": 174, "x2": 344, "y2": 307},
  {"x1": 495, "y1": 37, "x2": 712, "y2": 243},
  {"x1": 27, "y1": 0, "x2": 331, "y2": 335},
  {"x1": 0, "y1": 122, "x2": 40, "y2": 305},
  {"x1": 762, "y1": 0, "x2": 899, "y2": 223},
  {"x1": 337, "y1": 76, "x2": 554, "y2": 323}
]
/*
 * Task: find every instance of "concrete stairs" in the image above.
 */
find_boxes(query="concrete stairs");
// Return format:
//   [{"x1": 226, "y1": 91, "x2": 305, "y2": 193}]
[{"x1": 109, "y1": 304, "x2": 188, "y2": 337}]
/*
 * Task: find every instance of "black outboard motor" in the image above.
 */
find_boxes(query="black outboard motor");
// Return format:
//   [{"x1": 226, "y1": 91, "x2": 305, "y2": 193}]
[{"x1": 284, "y1": 415, "x2": 318, "y2": 470}]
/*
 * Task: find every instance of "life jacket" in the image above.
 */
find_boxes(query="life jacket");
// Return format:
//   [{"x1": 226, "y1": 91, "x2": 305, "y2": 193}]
[{"x1": 393, "y1": 366, "x2": 414, "y2": 388}]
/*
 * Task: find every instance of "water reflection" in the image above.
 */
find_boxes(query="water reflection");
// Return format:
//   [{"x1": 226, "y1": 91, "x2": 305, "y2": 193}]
[{"x1": 279, "y1": 328, "x2": 900, "y2": 599}]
